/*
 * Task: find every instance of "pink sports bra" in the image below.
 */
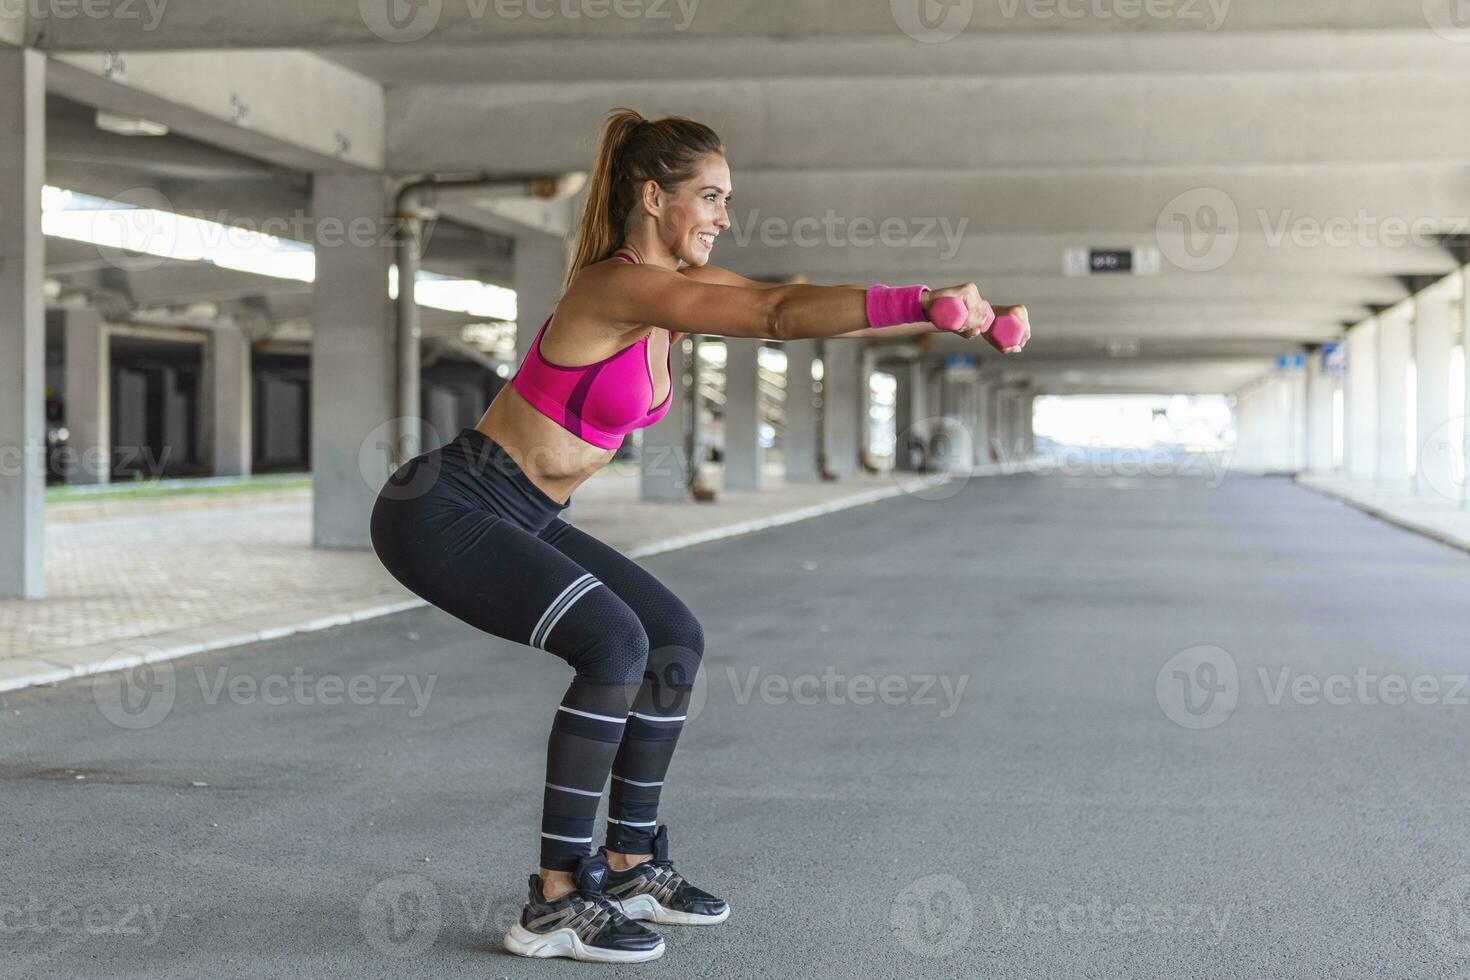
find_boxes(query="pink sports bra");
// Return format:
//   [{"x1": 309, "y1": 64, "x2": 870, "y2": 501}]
[{"x1": 510, "y1": 253, "x2": 674, "y2": 450}]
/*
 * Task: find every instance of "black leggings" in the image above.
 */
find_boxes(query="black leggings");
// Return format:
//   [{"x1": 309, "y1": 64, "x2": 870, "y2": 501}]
[{"x1": 370, "y1": 428, "x2": 704, "y2": 871}]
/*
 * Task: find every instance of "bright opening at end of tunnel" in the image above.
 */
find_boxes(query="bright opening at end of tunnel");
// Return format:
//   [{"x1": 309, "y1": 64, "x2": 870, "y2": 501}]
[{"x1": 1033, "y1": 395, "x2": 1234, "y2": 454}]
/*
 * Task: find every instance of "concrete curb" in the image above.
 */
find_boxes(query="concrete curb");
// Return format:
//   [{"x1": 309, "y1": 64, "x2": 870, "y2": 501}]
[
  {"x1": 1294, "y1": 477, "x2": 1470, "y2": 557},
  {"x1": 1, "y1": 463, "x2": 1032, "y2": 696}
]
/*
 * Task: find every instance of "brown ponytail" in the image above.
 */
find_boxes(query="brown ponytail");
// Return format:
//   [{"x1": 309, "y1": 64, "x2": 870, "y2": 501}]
[{"x1": 564, "y1": 107, "x2": 725, "y2": 290}]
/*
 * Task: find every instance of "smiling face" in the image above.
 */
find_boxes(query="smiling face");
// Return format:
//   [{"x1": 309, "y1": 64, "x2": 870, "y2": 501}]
[{"x1": 655, "y1": 152, "x2": 732, "y2": 267}]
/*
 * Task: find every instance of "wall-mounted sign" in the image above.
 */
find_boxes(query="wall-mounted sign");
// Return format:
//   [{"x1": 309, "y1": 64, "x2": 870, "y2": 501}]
[
  {"x1": 1063, "y1": 246, "x2": 1162, "y2": 277},
  {"x1": 1321, "y1": 342, "x2": 1347, "y2": 377},
  {"x1": 1276, "y1": 353, "x2": 1307, "y2": 371}
]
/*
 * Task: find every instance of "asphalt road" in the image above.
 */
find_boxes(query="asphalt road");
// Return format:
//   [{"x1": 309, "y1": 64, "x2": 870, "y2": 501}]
[{"x1": 5, "y1": 469, "x2": 1470, "y2": 979}]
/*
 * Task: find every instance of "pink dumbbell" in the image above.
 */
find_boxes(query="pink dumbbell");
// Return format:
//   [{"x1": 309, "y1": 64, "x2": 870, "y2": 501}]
[{"x1": 928, "y1": 296, "x2": 1025, "y2": 350}]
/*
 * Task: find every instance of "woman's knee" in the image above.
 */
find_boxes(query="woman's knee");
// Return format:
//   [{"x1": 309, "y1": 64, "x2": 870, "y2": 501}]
[
  {"x1": 559, "y1": 593, "x2": 651, "y2": 685},
  {"x1": 646, "y1": 605, "x2": 704, "y2": 689}
]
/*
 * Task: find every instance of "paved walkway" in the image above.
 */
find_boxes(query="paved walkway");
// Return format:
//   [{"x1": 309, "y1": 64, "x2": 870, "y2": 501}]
[
  {"x1": 1296, "y1": 474, "x2": 1470, "y2": 555},
  {"x1": 0, "y1": 461, "x2": 985, "y2": 693},
  {"x1": 4, "y1": 471, "x2": 1469, "y2": 978}
]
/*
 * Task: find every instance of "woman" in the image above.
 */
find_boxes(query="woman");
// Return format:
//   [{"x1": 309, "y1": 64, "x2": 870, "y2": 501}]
[{"x1": 369, "y1": 108, "x2": 1030, "y2": 965}]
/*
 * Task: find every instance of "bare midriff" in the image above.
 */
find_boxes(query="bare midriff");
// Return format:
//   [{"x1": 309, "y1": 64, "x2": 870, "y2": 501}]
[{"x1": 472, "y1": 325, "x2": 673, "y2": 506}]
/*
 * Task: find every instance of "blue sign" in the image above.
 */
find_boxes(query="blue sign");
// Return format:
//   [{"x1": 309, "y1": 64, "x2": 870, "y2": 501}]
[
  {"x1": 1276, "y1": 353, "x2": 1306, "y2": 371},
  {"x1": 1321, "y1": 342, "x2": 1347, "y2": 377},
  {"x1": 944, "y1": 355, "x2": 977, "y2": 368}
]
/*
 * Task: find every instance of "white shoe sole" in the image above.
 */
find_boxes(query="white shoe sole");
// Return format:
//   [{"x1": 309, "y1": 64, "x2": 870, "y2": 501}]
[
  {"x1": 501, "y1": 922, "x2": 665, "y2": 963},
  {"x1": 613, "y1": 893, "x2": 731, "y2": 926}
]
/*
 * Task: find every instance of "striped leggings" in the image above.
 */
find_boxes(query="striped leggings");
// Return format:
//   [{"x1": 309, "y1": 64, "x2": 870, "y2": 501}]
[{"x1": 370, "y1": 428, "x2": 703, "y2": 870}]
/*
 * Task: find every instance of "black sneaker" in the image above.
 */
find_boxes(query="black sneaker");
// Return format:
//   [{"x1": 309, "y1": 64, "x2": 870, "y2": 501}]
[
  {"x1": 501, "y1": 853, "x2": 666, "y2": 963},
  {"x1": 602, "y1": 825, "x2": 730, "y2": 926}
]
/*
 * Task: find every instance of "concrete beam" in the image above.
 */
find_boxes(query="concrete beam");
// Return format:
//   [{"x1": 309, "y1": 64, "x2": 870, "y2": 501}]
[
  {"x1": 25, "y1": 1, "x2": 1451, "y2": 50},
  {"x1": 328, "y1": 32, "x2": 1470, "y2": 85},
  {"x1": 48, "y1": 51, "x2": 384, "y2": 173},
  {"x1": 389, "y1": 73, "x2": 1470, "y2": 172}
]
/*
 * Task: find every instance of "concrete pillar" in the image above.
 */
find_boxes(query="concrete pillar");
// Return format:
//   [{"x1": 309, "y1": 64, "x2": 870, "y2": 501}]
[
  {"x1": 1304, "y1": 346, "x2": 1336, "y2": 473},
  {"x1": 640, "y1": 333, "x2": 692, "y2": 501},
  {"x1": 0, "y1": 51, "x2": 46, "y2": 599},
  {"x1": 891, "y1": 358, "x2": 923, "y2": 472},
  {"x1": 1462, "y1": 272, "x2": 1470, "y2": 508},
  {"x1": 515, "y1": 231, "x2": 566, "y2": 365},
  {"x1": 1376, "y1": 307, "x2": 1412, "y2": 489},
  {"x1": 63, "y1": 309, "x2": 110, "y2": 486},
  {"x1": 822, "y1": 340, "x2": 862, "y2": 477},
  {"x1": 938, "y1": 361, "x2": 979, "y2": 468},
  {"x1": 311, "y1": 176, "x2": 396, "y2": 549},
  {"x1": 1344, "y1": 319, "x2": 1378, "y2": 481},
  {"x1": 206, "y1": 327, "x2": 253, "y2": 478},
  {"x1": 972, "y1": 379, "x2": 993, "y2": 464},
  {"x1": 722, "y1": 338, "x2": 762, "y2": 492},
  {"x1": 1414, "y1": 285, "x2": 1456, "y2": 498},
  {"x1": 1019, "y1": 393, "x2": 1035, "y2": 457},
  {"x1": 782, "y1": 342, "x2": 820, "y2": 482}
]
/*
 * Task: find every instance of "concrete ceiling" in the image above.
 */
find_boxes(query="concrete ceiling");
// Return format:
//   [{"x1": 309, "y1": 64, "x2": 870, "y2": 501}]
[{"x1": 14, "y1": 0, "x2": 1470, "y2": 393}]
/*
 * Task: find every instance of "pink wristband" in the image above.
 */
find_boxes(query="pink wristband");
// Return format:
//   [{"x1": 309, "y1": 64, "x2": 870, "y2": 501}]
[{"x1": 866, "y1": 284, "x2": 930, "y2": 329}]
